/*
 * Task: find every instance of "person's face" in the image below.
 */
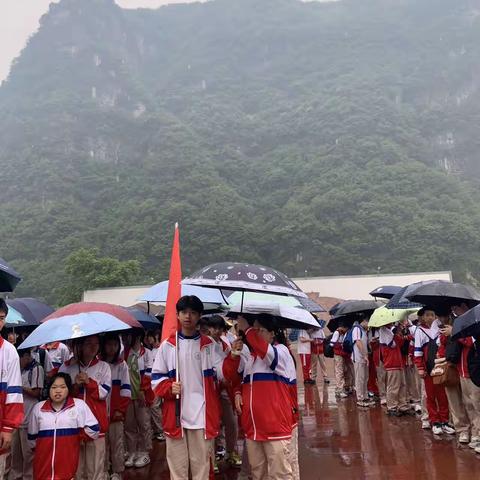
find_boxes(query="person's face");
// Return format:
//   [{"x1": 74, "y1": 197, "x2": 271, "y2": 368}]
[
  {"x1": 253, "y1": 320, "x2": 274, "y2": 343},
  {"x1": 7, "y1": 332, "x2": 16, "y2": 344},
  {"x1": 81, "y1": 336, "x2": 100, "y2": 361},
  {"x1": 20, "y1": 353, "x2": 32, "y2": 369},
  {"x1": 50, "y1": 377, "x2": 69, "y2": 404},
  {"x1": 209, "y1": 326, "x2": 222, "y2": 340},
  {"x1": 104, "y1": 339, "x2": 119, "y2": 358},
  {"x1": 452, "y1": 304, "x2": 469, "y2": 317},
  {"x1": 423, "y1": 310, "x2": 436, "y2": 325},
  {"x1": 0, "y1": 310, "x2": 6, "y2": 332},
  {"x1": 177, "y1": 309, "x2": 201, "y2": 331},
  {"x1": 145, "y1": 336, "x2": 154, "y2": 347}
]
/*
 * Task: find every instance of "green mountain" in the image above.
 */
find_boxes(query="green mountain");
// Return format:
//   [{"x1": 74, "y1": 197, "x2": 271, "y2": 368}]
[{"x1": 2, "y1": 0, "x2": 480, "y2": 304}]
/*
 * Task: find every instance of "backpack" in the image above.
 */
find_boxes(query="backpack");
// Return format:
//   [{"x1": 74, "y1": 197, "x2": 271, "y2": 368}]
[
  {"x1": 288, "y1": 329, "x2": 299, "y2": 342},
  {"x1": 445, "y1": 339, "x2": 462, "y2": 364},
  {"x1": 324, "y1": 334, "x2": 334, "y2": 358},
  {"x1": 342, "y1": 326, "x2": 360, "y2": 355},
  {"x1": 467, "y1": 343, "x2": 480, "y2": 387},
  {"x1": 38, "y1": 349, "x2": 50, "y2": 401},
  {"x1": 419, "y1": 328, "x2": 438, "y2": 375}
]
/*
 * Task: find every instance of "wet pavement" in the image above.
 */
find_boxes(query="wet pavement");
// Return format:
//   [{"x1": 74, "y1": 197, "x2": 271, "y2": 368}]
[{"x1": 126, "y1": 367, "x2": 480, "y2": 479}]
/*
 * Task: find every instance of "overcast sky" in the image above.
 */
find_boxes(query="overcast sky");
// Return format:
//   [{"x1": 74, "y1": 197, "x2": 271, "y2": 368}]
[{"x1": 0, "y1": 0, "x2": 200, "y2": 82}]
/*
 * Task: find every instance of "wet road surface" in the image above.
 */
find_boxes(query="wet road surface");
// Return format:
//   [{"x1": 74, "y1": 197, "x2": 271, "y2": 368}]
[{"x1": 126, "y1": 377, "x2": 480, "y2": 479}]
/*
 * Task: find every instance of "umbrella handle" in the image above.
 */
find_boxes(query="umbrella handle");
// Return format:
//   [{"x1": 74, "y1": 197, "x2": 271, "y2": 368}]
[{"x1": 175, "y1": 396, "x2": 181, "y2": 427}]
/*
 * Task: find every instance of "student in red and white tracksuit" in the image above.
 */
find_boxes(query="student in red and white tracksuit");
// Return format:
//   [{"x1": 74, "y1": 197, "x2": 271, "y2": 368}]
[
  {"x1": 122, "y1": 329, "x2": 155, "y2": 468},
  {"x1": 59, "y1": 335, "x2": 111, "y2": 480},
  {"x1": 42, "y1": 342, "x2": 71, "y2": 376},
  {"x1": 330, "y1": 327, "x2": 352, "y2": 397},
  {"x1": 285, "y1": 344, "x2": 300, "y2": 480},
  {"x1": 231, "y1": 314, "x2": 295, "y2": 480},
  {"x1": 101, "y1": 333, "x2": 131, "y2": 478},
  {"x1": 379, "y1": 325, "x2": 409, "y2": 414},
  {"x1": 0, "y1": 302, "x2": 24, "y2": 477},
  {"x1": 152, "y1": 296, "x2": 240, "y2": 480},
  {"x1": 413, "y1": 309, "x2": 449, "y2": 433},
  {"x1": 28, "y1": 373, "x2": 99, "y2": 480},
  {"x1": 310, "y1": 327, "x2": 328, "y2": 383},
  {"x1": 297, "y1": 329, "x2": 313, "y2": 383}
]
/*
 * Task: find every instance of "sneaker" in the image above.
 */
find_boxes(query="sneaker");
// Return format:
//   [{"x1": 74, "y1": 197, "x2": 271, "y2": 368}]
[
  {"x1": 226, "y1": 451, "x2": 242, "y2": 468},
  {"x1": 216, "y1": 446, "x2": 226, "y2": 459},
  {"x1": 475, "y1": 444, "x2": 480, "y2": 455},
  {"x1": 459, "y1": 432, "x2": 470, "y2": 444},
  {"x1": 414, "y1": 404, "x2": 423, "y2": 414},
  {"x1": 357, "y1": 401, "x2": 369, "y2": 408},
  {"x1": 155, "y1": 432, "x2": 166, "y2": 441},
  {"x1": 421, "y1": 420, "x2": 431, "y2": 430},
  {"x1": 338, "y1": 392, "x2": 348, "y2": 399},
  {"x1": 324, "y1": 377, "x2": 330, "y2": 384},
  {"x1": 380, "y1": 398, "x2": 387, "y2": 406},
  {"x1": 442, "y1": 423, "x2": 456, "y2": 435},
  {"x1": 134, "y1": 454, "x2": 150, "y2": 468},
  {"x1": 111, "y1": 474, "x2": 122, "y2": 480},
  {"x1": 469, "y1": 437, "x2": 480, "y2": 449},
  {"x1": 125, "y1": 454, "x2": 136, "y2": 468},
  {"x1": 432, "y1": 423, "x2": 443, "y2": 435}
]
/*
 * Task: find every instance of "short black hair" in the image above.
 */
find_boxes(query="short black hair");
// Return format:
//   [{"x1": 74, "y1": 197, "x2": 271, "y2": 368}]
[
  {"x1": 17, "y1": 348, "x2": 33, "y2": 358},
  {"x1": 176, "y1": 295, "x2": 204, "y2": 315},
  {"x1": 0, "y1": 299, "x2": 8, "y2": 316},
  {"x1": 207, "y1": 315, "x2": 228, "y2": 330},
  {"x1": 49, "y1": 372, "x2": 73, "y2": 396},
  {"x1": 100, "y1": 333, "x2": 121, "y2": 363}
]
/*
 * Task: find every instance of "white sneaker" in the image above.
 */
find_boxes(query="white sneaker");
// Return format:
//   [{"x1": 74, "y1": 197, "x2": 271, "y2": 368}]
[
  {"x1": 414, "y1": 404, "x2": 423, "y2": 414},
  {"x1": 380, "y1": 398, "x2": 387, "y2": 405},
  {"x1": 475, "y1": 444, "x2": 480, "y2": 455},
  {"x1": 421, "y1": 420, "x2": 431, "y2": 430},
  {"x1": 125, "y1": 454, "x2": 135, "y2": 468},
  {"x1": 459, "y1": 432, "x2": 470, "y2": 444},
  {"x1": 442, "y1": 423, "x2": 456, "y2": 435},
  {"x1": 432, "y1": 424, "x2": 443, "y2": 435},
  {"x1": 134, "y1": 454, "x2": 150, "y2": 468},
  {"x1": 469, "y1": 437, "x2": 480, "y2": 449},
  {"x1": 338, "y1": 392, "x2": 348, "y2": 398},
  {"x1": 111, "y1": 474, "x2": 122, "y2": 480}
]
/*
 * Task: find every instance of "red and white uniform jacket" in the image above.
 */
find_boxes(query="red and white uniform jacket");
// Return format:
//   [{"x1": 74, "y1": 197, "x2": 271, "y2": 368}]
[
  {"x1": 231, "y1": 328, "x2": 295, "y2": 442},
  {"x1": 107, "y1": 360, "x2": 131, "y2": 422},
  {"x1": 0, "y1": 337, "x2": 23, "y2": 452},
  {"x1": 42, "y1": 342, "x2": 71, "y2": 375},
  {"x1": 59, "y1": 358, "x2": 111, "y2": 435},
  {"x1": 285, "y1": 345, "x2": 299, "y2": 428},
  {"x1": 124, "y1": 345, "x2": 155, "y2": 406},
  {"x1": 311, "y1": 329, "x2": 325, "y2": 355},
  {"x1": 457, "y1": 337, "x2": 474, "y2": 378},
  {"x1": 330, "y1": 331, "x2": 348, "y2": 358},
  {"x1": 379, "y1": 327, "x2": 404, "y2": 371},
  {"x1": 152, "y1": 333, "x2": 239, "y2": 440},
  {"x1": 28, "y1": 397, "x2": 99, "y2": 480}
]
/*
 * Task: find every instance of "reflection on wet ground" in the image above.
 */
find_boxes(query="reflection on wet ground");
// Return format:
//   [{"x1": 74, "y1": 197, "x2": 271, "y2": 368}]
[{"x1": 127, "y1": 379, "x2": 480, "y2": 479}]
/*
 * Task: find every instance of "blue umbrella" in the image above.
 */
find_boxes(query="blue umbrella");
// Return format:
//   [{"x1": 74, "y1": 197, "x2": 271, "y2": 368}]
[
  {"x1": 19, "y1": 312, "x2": 131, "y2": 349},
  {"x1": 139, "y1": 281, "x2": 225, "y2": 304},
  {"x1": 7, "y1": 298, "x2": 54, "y2": 327},
  {"x1": 0, "y1": 257, "x2": 21, "y2": 292},
  {"x1": 5, "y1": 306, "x2": 25, "y2": 326},
  {"x1": 126, "y1": 307, "x2": 161, "y2": 331}
]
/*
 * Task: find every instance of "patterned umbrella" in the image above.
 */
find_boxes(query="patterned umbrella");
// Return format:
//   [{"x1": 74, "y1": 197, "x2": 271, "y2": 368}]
[
  {"x1": 0, "y1": 257, "x2": 21, "y2": 292},
  {"x1": 183, "y1": 262, "x2": 307, "y2": 298}
]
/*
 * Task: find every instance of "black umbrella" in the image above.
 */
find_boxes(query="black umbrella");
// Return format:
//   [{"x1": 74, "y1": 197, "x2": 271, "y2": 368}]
[
  {"x1": 182, "y1": 262, "x2": 307, "y2": 298},
  {"x1": 329, "y1": 303, "x2": 341, "y2": 316},
  {"x1": 452, "y1": 305, "x2": 480, "y2": 340},
  {"x1": 126, "y1": 307, "x2": 162, "y2": 331},
  {"x1": 369, "y1": 285, "x2": 402, "y2": 300},
  {"x1": 6, "y1": 298, "x2": 54, "y2": 327},
  {"x1": 406, "y1": 281, "x2": 480, "y2": 309},
  {"x1": 333, "y1": 300, "x2": 382, "y2": 317},
  {"x1": 385, "y1": 282, "x2": 434, "y2": 310},
  {"x1": 327, "y1": 315, "x2": 356, "y2": 333},
  {"x1": 0, "y1": 258, "x2": 21, "y2": 292}
]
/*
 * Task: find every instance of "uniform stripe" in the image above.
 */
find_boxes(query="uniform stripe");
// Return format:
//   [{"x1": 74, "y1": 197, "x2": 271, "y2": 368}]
[
  {"x1": 243, "y1": 373, "x2": 290, "y2": 385},
  {"x1": 269, "y1": 346, "x2": 278, "y2": 371},
  {"x1": 151, "y1": 369, "x2": 176, "y2": 380},
  {"x1": 203, "y1": 368, "x2": 214, "y2": 377},
  {"x1": 37, "y1": 428, "x2": 80, "y2": 438},
  {"x1": 6, "y1": 386, "x2": 22, "y2": 394},
  {"x1": 101, "y1": 384, "x2": 111, "y2": 392}
]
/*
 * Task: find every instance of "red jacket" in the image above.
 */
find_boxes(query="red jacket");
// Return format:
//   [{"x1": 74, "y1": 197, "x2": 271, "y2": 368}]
[
  {"x1": 380, "y1": 335, "x2": 404, "y2": 371},
  {"x1": 152, "y1": 333, "x2": 239, "y2": 440},
  {"x1": 438, "y1": 336, "x2": 473, "y2": 379}
]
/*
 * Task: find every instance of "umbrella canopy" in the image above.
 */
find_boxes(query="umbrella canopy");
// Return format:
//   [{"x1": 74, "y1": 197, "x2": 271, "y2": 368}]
[
  {"x1": 227, "y1": 291, "x2": 325, "y2": 313},
  {"x1": 333, "y1": 300, "x2": 382, "y2": 318},
  {"x1": 368, "y1": 306, "x2": 420, "y2": 329},
  {"x1": 369, "y1": 286, "x2": 402, "y2": 300},
  {"x1": 452, "y1": 305, "x2": 480, "y2": 340},
  {"x1": 5, "y1": 306, "x2": 25, "y2": 326},
  {"x1": 183, "y1": 262, "x2": 307, "y2": 298},
  {"x1": 406, "y1": 281, "x2": 480, "y2": 309},
  {"x1": 0, "y1": 258, "x2": 21, "y2": 292},
  {"x1": 7, "y1": 298, "x2": 54, "y2": 327},
  {"x1": 327, "y1": 315, "x2": 356, "y2": 333},
  {"x1": 385, "y1": 282, "x2": 433, "y2": 309},
  {"x1": 329, "y1": 303, "x2": 341, "y2": 316},
  {"x1": 43, "y1": 302, "x2": 143, "y2": 329},
  {"x1": 139, "y1": 281, "x2": 225, "y2": 304},
  {"x1": 126, "y1": 307, "x2": 161, "y2": 331},
  {"x1": 19, "y1": 313, "x2": 131, "y2": 349},
  {"x1": 226, "y1": 302, "x2": 319, "y2": 330}
]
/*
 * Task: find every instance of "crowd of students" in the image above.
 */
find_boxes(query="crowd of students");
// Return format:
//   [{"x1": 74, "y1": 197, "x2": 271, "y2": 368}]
[
  {"x1": 297, "y1": 302, "x2": 480, "y2": 452},
  {"x1": 0, "y1": 296, "x2": 302, "y2": 480}
]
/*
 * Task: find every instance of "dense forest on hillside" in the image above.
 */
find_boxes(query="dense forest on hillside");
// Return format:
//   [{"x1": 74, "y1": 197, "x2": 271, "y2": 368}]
[{"x1": 2, "y1": 0, "x2": 480, "y2": 304}]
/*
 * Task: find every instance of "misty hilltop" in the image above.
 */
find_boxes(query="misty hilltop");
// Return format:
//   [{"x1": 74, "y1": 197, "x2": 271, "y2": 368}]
[{"x1": 2, "y1": 0, "x2": 480, "y2": 303}]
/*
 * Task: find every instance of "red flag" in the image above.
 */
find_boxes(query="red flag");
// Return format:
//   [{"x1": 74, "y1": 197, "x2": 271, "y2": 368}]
[{"x1": 161, "y1": 223, "x2": 182, "y2": 342}]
